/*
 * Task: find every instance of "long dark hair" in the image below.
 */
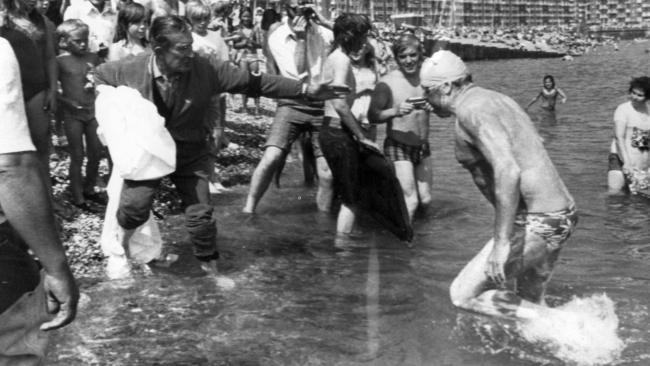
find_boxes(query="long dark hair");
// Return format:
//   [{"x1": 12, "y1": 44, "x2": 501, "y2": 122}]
[
  {"x1": 332, "y1": 13, "x2": 371, "y2": 55},
  {"x1": 1, "y1": 0, "x2": 46, "y2": 40},
  {"x1": 113, "y1": 2, "x2": 149, "y2": 44}
]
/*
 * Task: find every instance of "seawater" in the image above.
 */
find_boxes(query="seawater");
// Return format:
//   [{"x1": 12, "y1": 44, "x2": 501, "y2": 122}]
[{"x1": 49, "y1": 41, "x2": 650, "y2": 365}]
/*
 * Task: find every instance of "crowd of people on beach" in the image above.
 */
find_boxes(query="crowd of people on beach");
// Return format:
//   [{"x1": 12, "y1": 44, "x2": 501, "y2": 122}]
[{"x1": 0, "y1": 0, "x2": 649, "y2": 363}]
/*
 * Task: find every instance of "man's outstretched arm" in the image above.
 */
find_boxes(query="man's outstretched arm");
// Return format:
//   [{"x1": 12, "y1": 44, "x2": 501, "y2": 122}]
[{"x1": 0, "y1": 152, "x2": 78, "y2": 331}]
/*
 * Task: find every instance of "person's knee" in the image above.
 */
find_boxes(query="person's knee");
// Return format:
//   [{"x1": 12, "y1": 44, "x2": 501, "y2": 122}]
[
  {"x1": 449, "y1": 276, "x2": 471, "y2": 308},
  {"x1": 317, "y1": 164, "x2": 333, "y2": 186},
  {"x1": 419, "y1": 190, "x2": 433, "y2": 207},
  {"x1": 401, "y1": 185, "x2": 419, "y2": 211},
  {"x1": 116, "y1": 204, "x2": 150, "y2": 230},
  {"x1": 607, "y1": 170, "x2": 625, "y2": 192},
  {"x1": 259, "y1": 147, "x2": 284, "y2": 168}
]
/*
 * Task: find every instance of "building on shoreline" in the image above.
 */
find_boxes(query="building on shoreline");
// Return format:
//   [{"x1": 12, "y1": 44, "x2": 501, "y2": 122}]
[
  {"x1": 582, "y1": 0, "x2": 650, "y2": 30},
  {"x1": 327, "y1": 0, "x2": 579, "y2": 27}
]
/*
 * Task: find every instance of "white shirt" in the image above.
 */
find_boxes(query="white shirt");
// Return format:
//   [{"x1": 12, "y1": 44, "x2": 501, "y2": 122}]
[
  {"x1": 0, "y1": 38, "x2": 36, "y2": 154},
  {"x1": 267, "y1": 22, "x2": 333, "y2": 83},
  {"x1": 64, "y1": 0, "x2": 116, "y2": 52}
]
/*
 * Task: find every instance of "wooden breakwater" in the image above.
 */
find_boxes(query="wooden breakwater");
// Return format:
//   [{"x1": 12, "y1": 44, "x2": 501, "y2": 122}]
[{"x1": 423, "y1": 39, "x2": 566, "y2": 61}]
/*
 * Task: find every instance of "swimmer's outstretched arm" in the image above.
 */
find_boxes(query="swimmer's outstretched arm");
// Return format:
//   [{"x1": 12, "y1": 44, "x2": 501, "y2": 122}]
[{"x1": 525, "y1": 92, "x2": 541, "y2": 110}]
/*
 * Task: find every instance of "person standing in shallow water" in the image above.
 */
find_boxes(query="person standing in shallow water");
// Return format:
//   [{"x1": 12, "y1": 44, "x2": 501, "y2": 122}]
[
  {"x1": 607, "y1": 76, "x2": 650, "y2": 195},
  {"x1": 525, "y1": 74, "x2": 567, "y2": 124},
  {"x1": 368, "y1": 33, "x2": 432, "y2": 223},
  {"x1": 318, "y1": 13, "x2": 381, "y2": 236},
  {"x1": 420, "y1": 51, "x2": 578, "y2": 320}
]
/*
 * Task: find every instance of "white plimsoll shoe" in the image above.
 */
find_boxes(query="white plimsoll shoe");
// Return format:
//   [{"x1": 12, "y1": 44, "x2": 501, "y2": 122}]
[{"x1": 106, "y1": 254, "x2": 132, "y2": 280}]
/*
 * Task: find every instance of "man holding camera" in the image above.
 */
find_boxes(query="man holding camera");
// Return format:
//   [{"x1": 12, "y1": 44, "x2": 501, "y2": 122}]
[
  {"x1": 243, "y1": 0, "x2": 335, "y2": 214},
  {"x1": 368, "y1": 34, "x2": 433, "y2": 222}
]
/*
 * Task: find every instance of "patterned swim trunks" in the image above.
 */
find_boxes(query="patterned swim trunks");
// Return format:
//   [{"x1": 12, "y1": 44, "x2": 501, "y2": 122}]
[
  {"x1": 383, "y1": 136, "x2": 431, "y2": 165},
  {"x1": 514, "y1": 205, "x2": 578, "y2": 251}
]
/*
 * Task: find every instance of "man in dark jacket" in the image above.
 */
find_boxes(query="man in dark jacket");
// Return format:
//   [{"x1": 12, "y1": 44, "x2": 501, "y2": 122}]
[{"x1": 95, "y1": 15, "x2": 344, "y2": 274}]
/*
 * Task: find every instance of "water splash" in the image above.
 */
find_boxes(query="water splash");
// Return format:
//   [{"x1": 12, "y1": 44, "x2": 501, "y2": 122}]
[{"x1": 518, "y1": 293, "x2": 624, "y2": 365}]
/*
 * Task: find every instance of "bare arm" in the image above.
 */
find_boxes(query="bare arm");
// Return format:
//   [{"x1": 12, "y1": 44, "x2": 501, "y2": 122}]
[
  {"x1": 44, "y1": 18, "x2": 59, "y2": 112},
  {"x1": 0, "y1": 152, "x2": 78, "y2": 330},
  {"x1": 614, "y1": 108, "x2": 630, "y2": 171},
  {"x1": 525, "y1": 92, "x2": 541, "y2": 110},
  {"x1": 463, "y1": 114, "x2": 521, "y2": 285},
  {"x1": 327, "y1": 52, "x2": 365, "y2": 140},
  {"x1": 556, "y1": 88, "x2": 567, "y2": 103},
  {"x1": 368, "y1": 82, "x2": 397, "y2": 124}
]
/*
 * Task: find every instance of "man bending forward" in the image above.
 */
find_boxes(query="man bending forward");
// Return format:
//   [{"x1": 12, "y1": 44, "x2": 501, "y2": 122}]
[{"x1": 421, "y1": 51, "x2": 578, "y2": 319}]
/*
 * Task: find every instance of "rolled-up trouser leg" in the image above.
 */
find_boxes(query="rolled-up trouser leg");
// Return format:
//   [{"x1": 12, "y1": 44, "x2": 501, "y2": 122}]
[
  {"x1": 171, "y1": 145, "x2": 217, "y2": 258},
  {"x1": 185, "y1": 204, "x2": 218, "y2": 258},
  {"x1": 116, "y1": 179, "x2": 159, "y2": 230}
]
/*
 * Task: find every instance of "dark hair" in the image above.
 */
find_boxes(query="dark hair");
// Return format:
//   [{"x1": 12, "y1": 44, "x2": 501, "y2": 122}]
[
  {"x1": 543, "y1": 74, "x2": 555, "y2": 88},
  {"x1": 113, "y1": 3, "x2": 149, "y2": 44},
  {"x1": 629, "y1": 76, "x2": 650, "y2": 99},
  {"x1": 150, "y1": 15, "x2": 190, "y2": 51},
  {"x1": 391, "y1": 33, "x2": 424, "y2": 62},
  {"x1": 260, "y1": 8, "x2": 280, "y2": 31},
  {"x1": 239, "y1": 6, "x2": 252, "y2": 19},
  {"x1": 332, "y1": 13, "x2": 371, "y2": 55}
]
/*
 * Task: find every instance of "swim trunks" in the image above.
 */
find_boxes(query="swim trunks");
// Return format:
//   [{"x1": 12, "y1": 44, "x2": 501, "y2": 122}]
[
  {"x1": 515, "y1": 206, "x2": 578, "y2": 251},
  {"x1": 383, "y1": 136, "x2": 431, "y2": 165},
  {"x1": 504, "y1": 205, "x2": 578, "y2": 279},
  {"x1": 608, "y1": 152, "x2": 623, "y2": 171}
]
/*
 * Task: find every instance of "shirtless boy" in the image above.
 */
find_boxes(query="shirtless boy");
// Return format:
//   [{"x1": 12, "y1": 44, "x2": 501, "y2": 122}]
[
  {"x1": 421, "y1": 51, "x2": 578, "y2": 319},
  {"x1": 56, "y1": 19, "x2": 104, "y2": 211},
  {"x1": 368, "y1": 34, "x2": 432, "y2": 221},
  {"x1": 608, "y1": 76, "x2": 650, "y2": 194}
]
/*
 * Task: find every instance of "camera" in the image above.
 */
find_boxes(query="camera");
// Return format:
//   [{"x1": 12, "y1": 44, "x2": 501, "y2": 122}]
[
  {"x1": 407, "y1": 97, "x2": 427, "y2": 109},
  {"x1": 293, "y1": 1, "x2": 316, "y2": 19}
]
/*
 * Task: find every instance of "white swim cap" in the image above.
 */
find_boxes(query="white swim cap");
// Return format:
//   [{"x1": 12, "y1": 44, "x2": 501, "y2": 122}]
[{"x1": 420, "y1": 50, "x2": 469, "y2": 88}]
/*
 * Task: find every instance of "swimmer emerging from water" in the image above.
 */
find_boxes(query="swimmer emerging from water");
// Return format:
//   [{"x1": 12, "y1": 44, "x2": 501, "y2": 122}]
[
  {"x1": 421, "y1": 51, "x2": 578, "y2": 320},
  {"x1": 525, "y1": 75, "x2": 567, "y2": 124},
  {"x1": 608, "y1": 76, "x2": 650, "y2": 194}
]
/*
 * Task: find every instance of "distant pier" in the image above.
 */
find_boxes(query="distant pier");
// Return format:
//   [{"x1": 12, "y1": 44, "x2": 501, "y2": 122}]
[{"x1": 424, "y1": 39, "x2": 565, "y2": 61}]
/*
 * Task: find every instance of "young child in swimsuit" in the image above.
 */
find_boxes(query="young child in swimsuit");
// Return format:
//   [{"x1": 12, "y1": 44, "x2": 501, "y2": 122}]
[
  {"x1": 525, "y1": 75, "x2": 567, "y2": 124},
  {"x1": 232, "y1": 7, "x2": 262, "y2": 117},
  {"x1": 56, "y1": 19, "x2": 105, "y2": 212}
]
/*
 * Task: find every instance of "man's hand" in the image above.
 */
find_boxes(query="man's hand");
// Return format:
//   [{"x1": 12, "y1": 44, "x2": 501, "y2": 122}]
[
  {"x1": 486, "y1": 239, "x2": 510, "y2": 287},
  {"x1": 40, "y1": 266, "x2": 79, "y2": 331},
  {"x1": 212, "y1": 129, "x2": 228, "y2": 152},
  {"x1": 305, "y1": 82, "x2": 350, "y2": 101},
  {"x1": 291, "y1": 15, "x2": 309, "y2": 40},
  {"x1": 395, "y1": 101, "x2": 415, "y2": 116},
  {"x1": 44, "y1": 89, "x2": 57, "y2": 113},
  {"x1": 358, "y1": 137, "x2": 381, "y2": 154}
]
